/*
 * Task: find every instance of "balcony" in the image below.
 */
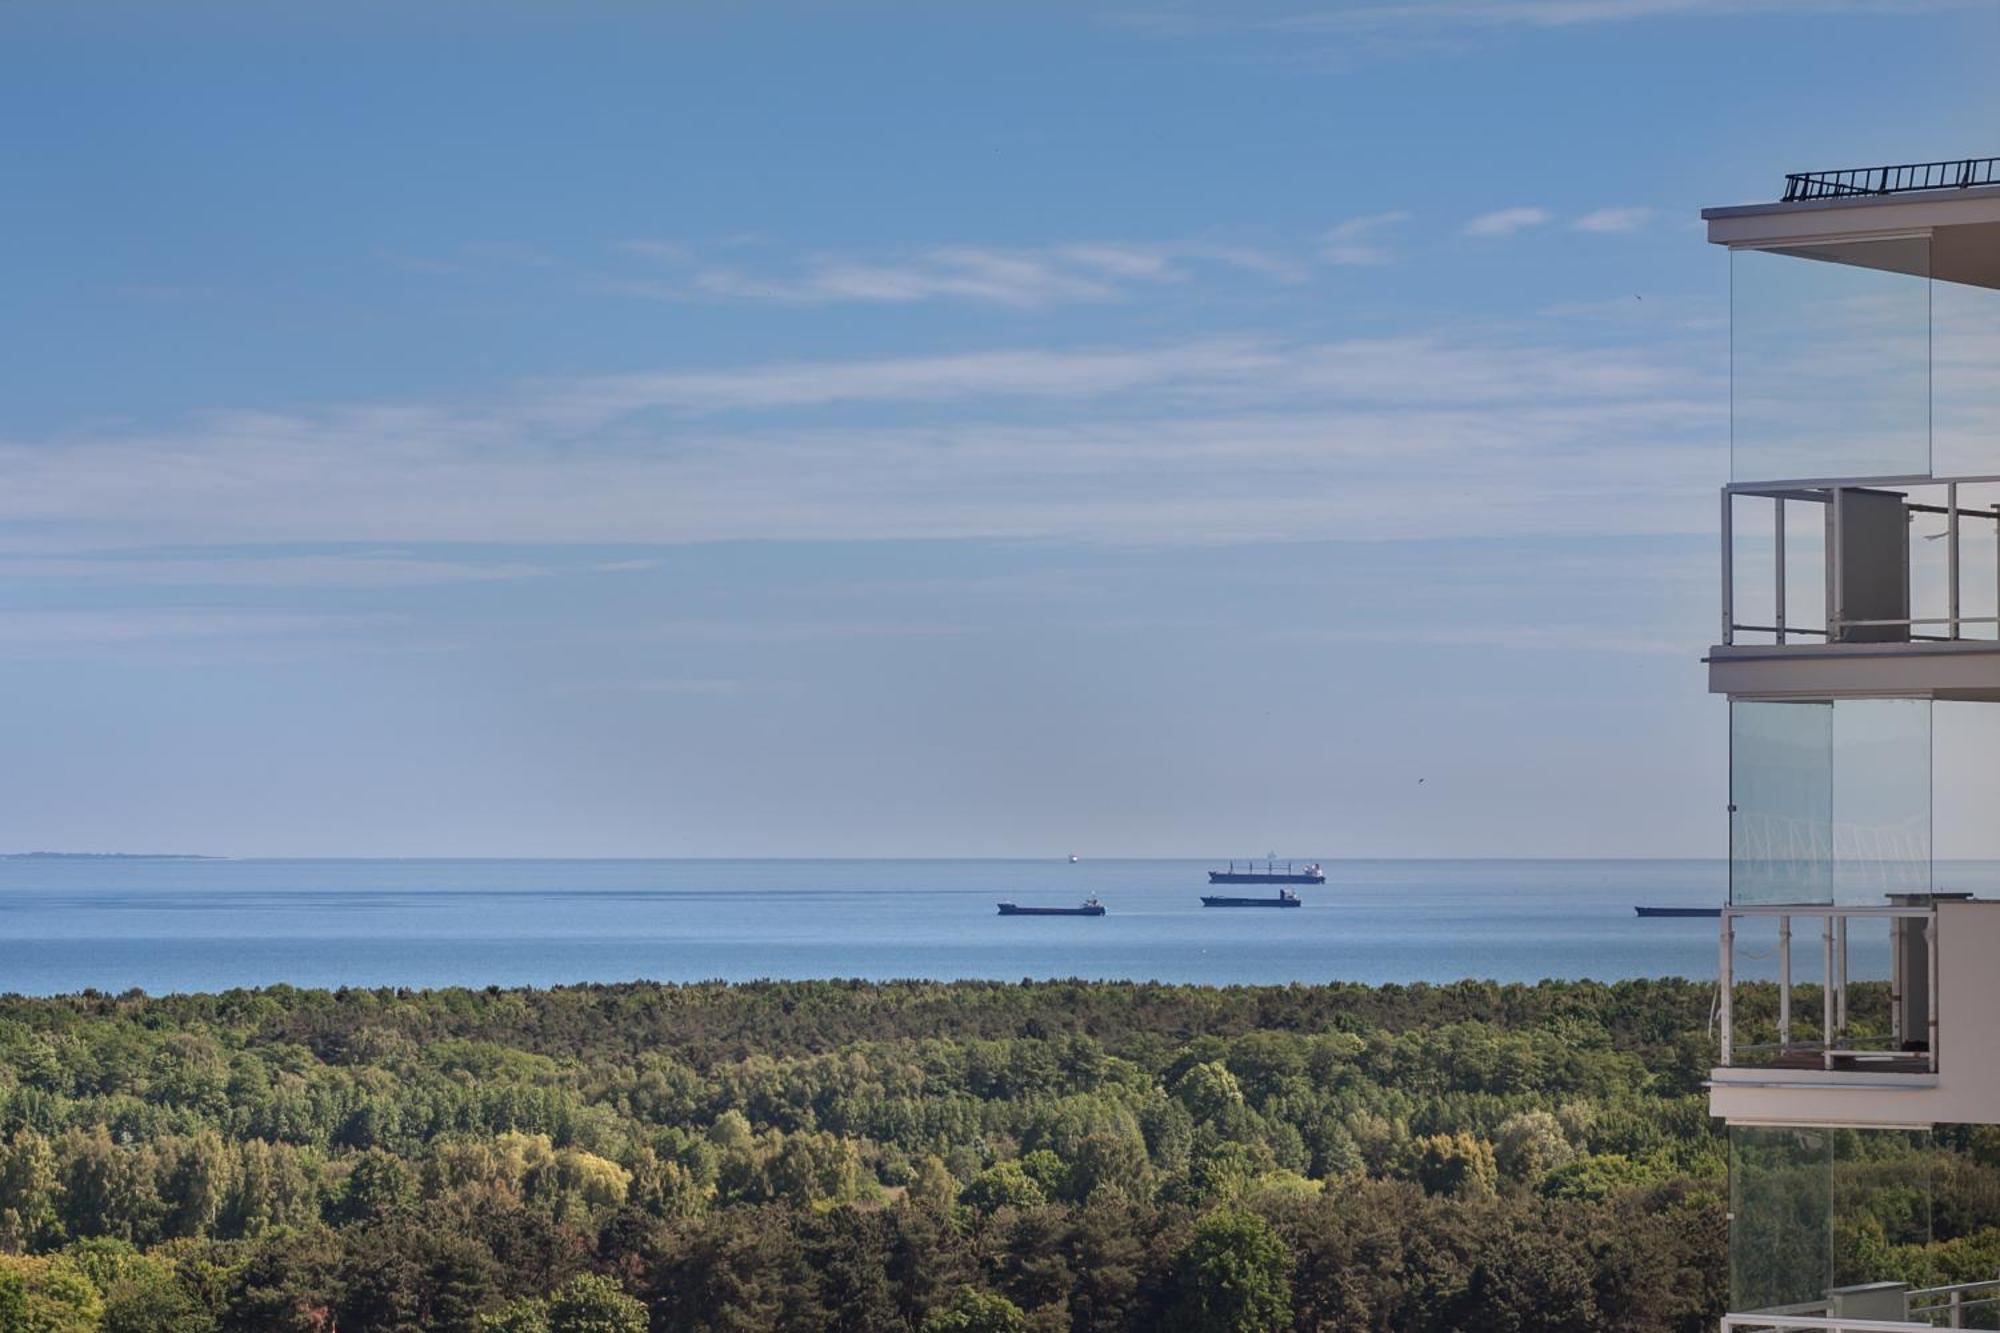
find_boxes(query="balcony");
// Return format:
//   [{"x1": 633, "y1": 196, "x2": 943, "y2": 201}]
[
  {"x1": 1714, "y1": 477, "x2": 2000, "y2": 700},
  {"x1": 1716, "y1": 904, "x2": 1938, "y2": 1085},
  {"x1": 1710, "y1": 898, "x2": 2000, "y2": 1127}
]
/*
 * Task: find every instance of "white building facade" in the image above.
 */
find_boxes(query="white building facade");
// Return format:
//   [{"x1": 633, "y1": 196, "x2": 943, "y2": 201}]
[{"x1": 1706, "y1": 158, "x2": 2000, "y2": 1332}]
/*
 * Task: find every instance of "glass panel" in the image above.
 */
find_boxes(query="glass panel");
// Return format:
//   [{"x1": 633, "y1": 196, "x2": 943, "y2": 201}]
[
  {"x1": 1934, "y1": 700, "x2": 2000, "y2": 882},
  {"x1": 1732, "y1": 1124, "x2": 1832, "y2": 1312},
  {"x1": 1832, "y1": 698, "x2": 1932, "y2": 903},
  {"x1": 1733, "y1": 238, "x2": 1931, "y2": 484},
  {"x1": 1730, "y1": 1126, "x2": 1932, "y2": 1316},
  {"x1": 1831, "y1": 1128, "x2": 1931, "y2": 1293},
  {"x1": 1732, "y1": 700, "x2": 1833, "y2": 905},
  {"x1": 1730, "y1": 699, "x2": 1931, "y2": 906},
  {"x1": 1931, "y1": 274, "x2": 2000, "y2": 479}
]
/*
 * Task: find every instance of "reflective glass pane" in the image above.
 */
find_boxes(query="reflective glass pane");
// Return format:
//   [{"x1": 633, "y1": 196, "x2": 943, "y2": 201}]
[
  {"x1": 1830, "y1": 1128, "x2": 1931, "y2": 1292},
  {"x1": 1732, "y1": 700, "x2": 1833, "y2": 905},
  {"x1": 1733, "y1": 239, "x2": 1931, "y2": 483},
  {"x1": 1730, "y1": 699, "x2": 1932, "y2": 906},
  {"x1": 1731, "y1": 1126, "x2": 1932, "y2": 1316},
  {"x1": 1732, "y1": 1124, "x2": 1832, "y2": 1312},
  {"x1": 1832, "y1": 698, "x2": 1931, "y2": 903},
  {"x1": 1932, "y1": 269, "x2": 2000, "y2": 478}
]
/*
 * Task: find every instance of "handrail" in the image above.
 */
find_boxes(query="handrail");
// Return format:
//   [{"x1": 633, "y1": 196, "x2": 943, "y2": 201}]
[
  {"x1": 1724, "y1": 1276, "x2": 2000, "y2": 1331},
  {"x1": 1722, "y1": 1316, "x2": 1932, "y2": 1332},
  {"x1": 1717, "y1": 906, "x2": 1938, "y2": 1075},
  {"x1": 1783, "y1": 156, "x2": 2000, "y2": 202},
  {"x1": 1722, "y1": 478, "x2": 2000, "y2": 648}
]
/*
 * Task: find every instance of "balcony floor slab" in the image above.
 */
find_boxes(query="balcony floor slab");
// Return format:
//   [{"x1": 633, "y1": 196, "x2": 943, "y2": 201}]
[{"x1": 1708, "y1": 640, "x2": 2000, "y2": 700}]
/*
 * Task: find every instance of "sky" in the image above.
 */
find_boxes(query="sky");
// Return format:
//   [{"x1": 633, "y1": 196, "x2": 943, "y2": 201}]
[{"x1": 1, "y1": 0, "x2": 1997, "y2": 858}]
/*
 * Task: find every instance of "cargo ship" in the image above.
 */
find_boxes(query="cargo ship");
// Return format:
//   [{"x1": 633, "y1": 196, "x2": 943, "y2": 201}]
[
  {"x1": 997, "y1": 898, "x2": 1106, "y2": 916},
  {"x1": 1208, "y1": 860, "x2": 1324, "y2": 885},
  {"x1": 1633, "y1": 905, "x2": 1722, "y2": 918},
  {"x1": 1201, "y1": 888, "x2": 1302, "y2": 908}
]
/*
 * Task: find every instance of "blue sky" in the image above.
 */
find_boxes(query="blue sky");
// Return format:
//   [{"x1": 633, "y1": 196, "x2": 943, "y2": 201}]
[{"x1": 1, "y1": 0, "x2": 1996, "y2": 857}]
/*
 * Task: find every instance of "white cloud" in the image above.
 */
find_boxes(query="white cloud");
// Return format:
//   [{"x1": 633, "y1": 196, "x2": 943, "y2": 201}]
[
  {"x1": 533, "y1": 338, "x2": 1282, "y2": 423},
  {"x1": 1464, "y1": 207, "x2": 1553, "y2": 238},
  {"x1": 1573, "y1": 206, "x2": 1655, "y2": 233},
  {"x1": 608, "y1": 240, "x2": 1297, "y2": 309},
  {"x1": 0, "y1": 553, "x2": 549, "y2": 589},
  {"x1": 1, "y1": 328, "x2": 1721, "y2": 560},
  {"x1": 1273, "y1": 0, "x2": 1984, "y2": 31},
  {"x1": 0, "y1": 609, "x2": 387, "y2": 651},
  {"x1": 1322, "y1": 211, "x2": 1412, "y2": 265}
]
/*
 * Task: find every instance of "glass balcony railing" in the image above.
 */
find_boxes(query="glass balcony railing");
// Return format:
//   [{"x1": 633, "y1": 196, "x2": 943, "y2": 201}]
[
  {"x1": 1728, "y1": 699, "x2": 1931, "y2": 909},
  {"x1": 1730, "y1": 228, "x2": 2000, "y2": 488}
]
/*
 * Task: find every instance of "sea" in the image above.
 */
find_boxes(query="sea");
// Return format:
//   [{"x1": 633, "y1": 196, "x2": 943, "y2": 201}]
[{"x1": 0, "y1": 857, "x2": 1763, "y2": 997}]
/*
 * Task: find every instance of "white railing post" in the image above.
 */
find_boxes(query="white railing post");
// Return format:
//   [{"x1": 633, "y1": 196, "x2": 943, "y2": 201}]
[
  {"x1": 1890, "y1": 910, "x2": 1903, "y2": 1048},
  {"x1": 1928, "y1": 912, "x2": 1941, "y2": 1074},
  {"x1": 1719, "y1": 913, "x2": 1734, "y2": 1067},
  {"x1": 1824, "y1": 915, "x2": 1837, "y2": 1070},
  {"x1": 1779, "y1": 914, "x2": 1792, "y2": 1051},
  {"x1": 1830, "y1": 486, "x2": 1845, "y2": 642},
  {"x1": 1835, "y1": 913, "x2": 1849, "y2": 1043},
  {"x1": 1723, "y1": 489, "x2": 1736, "y2": 645},
  {"x1": 1949, "y1": 481, "x2": 1961, "y2": 640},
  {"x1": 1775, "y1": 495, "x2": 1788, "y2": 644}
]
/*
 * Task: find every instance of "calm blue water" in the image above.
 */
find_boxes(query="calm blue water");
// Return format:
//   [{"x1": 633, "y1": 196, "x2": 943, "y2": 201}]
[{"x1": 0, "y1": 857, "x2": 1750, "y2": 996}]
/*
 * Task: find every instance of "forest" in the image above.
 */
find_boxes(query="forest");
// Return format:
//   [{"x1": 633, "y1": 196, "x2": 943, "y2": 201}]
[{"x1": 0, "y1": 975, "x2": 1982, "y2": 1331}]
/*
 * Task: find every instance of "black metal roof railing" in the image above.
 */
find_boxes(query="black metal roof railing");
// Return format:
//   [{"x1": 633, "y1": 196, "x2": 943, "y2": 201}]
[{"x1": 1784, "y1": 156, "x2": 2000, "y2": 202}]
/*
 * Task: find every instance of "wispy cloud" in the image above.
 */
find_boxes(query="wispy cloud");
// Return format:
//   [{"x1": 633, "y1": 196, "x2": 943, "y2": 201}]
[
  {"x1": 1322, "y1": 211, "x2": 1411, "y2": 265},
  {"x1": 0, "y1": 553, "x2": 549, "y2": 589},
  {"x1": 0, "y1": 609, "x2": 392, "y2": 655},
  {"x1": 2, "y1": 327, "x2": 1720, "y2": 561},
  {"x1": 535, "y1": 339, "x2": 1282, "y2": 423},
  {"x1": 1465, "y1": 207, "x2": 1553, "y2": 238},
  {"x1": 1270, "y1": 0, "x2": 1984, "y2": 31},
  {"x1": 607, "y1": 240, "x2": 1300, "y2": 310},
  {"x1": 1573, "y1": 206, "x2": 1655, "y2": 233},
  {"x1": 560, "y1": 676, "x2": 765, "y2": 697}
]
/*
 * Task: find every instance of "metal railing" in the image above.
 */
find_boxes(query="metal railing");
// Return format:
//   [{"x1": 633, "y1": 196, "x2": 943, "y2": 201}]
[
  {"x1": 1722, "y1": 477, "x2": 2000, "y2": 648},
  {"x1": 1717, "y1": 904, "x2": 1936, "y2": 1075},
  {"x1": 1724, "y1": 1315, "x2": 1928, "y2": 1332},
  {"x1": 1783, "y1": 157, "x2": 2000, "y2": 202},
  {"x1": 1723, "y1": 1277, "x2": 2000, "y2": 1330}
]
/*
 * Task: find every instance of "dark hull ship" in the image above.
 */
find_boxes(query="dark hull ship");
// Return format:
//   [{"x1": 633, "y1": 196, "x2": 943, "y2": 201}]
[
  {"x1": 998, "y1": 898, "x2": 1106, "y2": 916},
  {"x1": 1208, "y1": 860, "x2": 1324, "y2": 885},
  {"x1": 1201, "y1": 889, "x2": 1302, "y2": 908}
]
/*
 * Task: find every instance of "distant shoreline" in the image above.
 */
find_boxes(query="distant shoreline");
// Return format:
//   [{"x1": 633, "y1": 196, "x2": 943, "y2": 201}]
[{"x1": 0, "y1": 851, "x2": 218, "y2": 861}]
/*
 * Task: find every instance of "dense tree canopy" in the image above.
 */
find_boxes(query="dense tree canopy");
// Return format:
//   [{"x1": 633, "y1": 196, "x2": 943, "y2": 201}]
[{"x1": 0, "y1": 974, "x2": 1925, "y2": 1330}]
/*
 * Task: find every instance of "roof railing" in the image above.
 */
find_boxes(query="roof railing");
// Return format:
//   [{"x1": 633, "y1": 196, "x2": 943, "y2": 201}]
[{"x1": 1783, "y1": 156, "x2": 2000, "y2": 202}]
